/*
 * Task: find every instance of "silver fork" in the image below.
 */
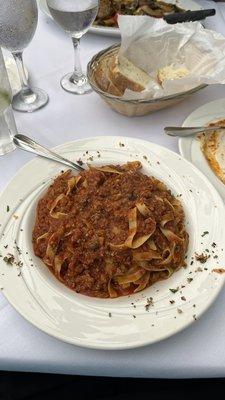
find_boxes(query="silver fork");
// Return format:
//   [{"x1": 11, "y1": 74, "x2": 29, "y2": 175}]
[{"x1": 13, "y1": 134, "x2": 84, "y2": 172}]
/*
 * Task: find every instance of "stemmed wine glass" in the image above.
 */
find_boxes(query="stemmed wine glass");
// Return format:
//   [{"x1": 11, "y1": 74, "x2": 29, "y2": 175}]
[
  {"x1": 0, "y1": 0, "x2": 49, "y2": 112},
  {"x1": 46, "y1": 0, "x2": 99, "y2": 95}
]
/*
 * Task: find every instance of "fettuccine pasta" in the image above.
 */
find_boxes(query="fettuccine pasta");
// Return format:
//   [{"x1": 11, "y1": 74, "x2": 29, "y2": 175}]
[{"x1": 33, "y1": 162, "x2": 189, "y2": 298}]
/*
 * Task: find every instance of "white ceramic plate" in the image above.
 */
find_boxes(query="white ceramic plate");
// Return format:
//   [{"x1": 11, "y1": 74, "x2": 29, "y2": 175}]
[
  {"x1": 1, "y1": 136, "x2": 225, "y2": 350},
  {"x1": 179, "y1": 98, "x2": 225, "y2": 202},
  {"x1": 38, "y1": 0, "x2": 202, "y2": 37}
]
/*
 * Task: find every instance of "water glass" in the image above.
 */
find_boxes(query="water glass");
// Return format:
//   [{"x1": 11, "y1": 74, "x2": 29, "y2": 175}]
[
  {"x1": 47, "y1": 0, "x2": 99, "y2": 95},
  {"x1": 0, "y1": 47, "x2": 17, "y2": 156},
  {"x1": 0, "y1": 0, "x2": 49, "y2": 113}
]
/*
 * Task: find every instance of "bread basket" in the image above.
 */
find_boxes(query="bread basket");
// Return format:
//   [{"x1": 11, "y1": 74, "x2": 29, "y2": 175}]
[{"x1": 87, "y1": 44, "x2": 207, "y2": 117}]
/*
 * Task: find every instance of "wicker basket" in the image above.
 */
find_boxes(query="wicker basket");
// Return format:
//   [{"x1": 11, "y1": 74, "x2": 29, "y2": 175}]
[{"x1": 87, "y1": 44, "x2": 207, "y2": 117}]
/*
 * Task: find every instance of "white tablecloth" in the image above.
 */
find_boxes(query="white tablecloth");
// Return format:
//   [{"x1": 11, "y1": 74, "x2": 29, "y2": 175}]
[{"x1": 1, "y1": 1, "x2": 225, "y2": 378}]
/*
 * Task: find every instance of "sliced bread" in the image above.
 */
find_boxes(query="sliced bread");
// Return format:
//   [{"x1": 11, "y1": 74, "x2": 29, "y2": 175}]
[
  {"x1": 94, "y1": 54, "x2": 124, "y2": 97},
  {"x1": 109, "y1": 55, "x2": 151, "y2": 93},
  {"x1": 157, "y1": 64, "x2": 189, "y2": 86}
]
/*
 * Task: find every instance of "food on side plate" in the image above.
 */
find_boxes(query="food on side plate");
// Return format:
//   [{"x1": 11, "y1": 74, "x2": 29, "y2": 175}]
[
  {"x1": 200, "y1": 119, "x2": 225, "y2": 185},
  {"x1": 157, "y1": 64, "x2": 189, "y2": 86},
  {"x1": 33, "y1": 161, "x2": 189, "y2": 298},
  {"x1": 94, "y1": 0, "x2": 185, "y2": 28}
]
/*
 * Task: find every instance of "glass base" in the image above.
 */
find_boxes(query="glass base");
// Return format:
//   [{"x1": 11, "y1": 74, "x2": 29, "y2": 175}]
[
  {"x1": 0, "y1": 141, "x2": 16, "y2": 156},
  {"x1": 12, "y1": 88, "x2": 49, "y2": 113},
  {"x1": 60, "y1": 72, "x2": 92, "y2": 95}
]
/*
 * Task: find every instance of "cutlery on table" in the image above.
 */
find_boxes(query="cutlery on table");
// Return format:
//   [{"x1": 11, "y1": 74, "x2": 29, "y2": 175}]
[
  {"x1": 164, "y1": 125, "x2": 225, "y2": 137},
  {"x1": 13, "y1": 134, "x2": 84, "y2": 172}
]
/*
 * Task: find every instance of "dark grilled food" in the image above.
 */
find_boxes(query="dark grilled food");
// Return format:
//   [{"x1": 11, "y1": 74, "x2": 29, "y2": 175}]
[{"x1": 94, "y1": 0, "x2": 185, "y2": 27}]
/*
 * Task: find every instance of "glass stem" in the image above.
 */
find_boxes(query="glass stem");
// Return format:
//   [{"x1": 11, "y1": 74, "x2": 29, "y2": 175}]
[
  {"x1": 12, "y1": 51, "x2": 36, "y2": 102},
  {"x1": 71, "y1": 37, "x2": 84, "y2": 84}
]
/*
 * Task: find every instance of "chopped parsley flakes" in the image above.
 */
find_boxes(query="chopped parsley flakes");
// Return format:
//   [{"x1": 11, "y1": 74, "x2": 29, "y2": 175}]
[{"x1": 169, "y1": 287, "x2": 179, "y2": 294}]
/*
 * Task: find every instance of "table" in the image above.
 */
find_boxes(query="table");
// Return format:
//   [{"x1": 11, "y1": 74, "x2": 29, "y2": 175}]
[{"x1": 1, "y1": 0, "x2": 225, "y2": 378}]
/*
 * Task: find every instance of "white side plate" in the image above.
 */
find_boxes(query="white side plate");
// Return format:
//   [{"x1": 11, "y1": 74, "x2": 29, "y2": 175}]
[{"x1": 179, "y1": 98, "x2": 225, "y2": 202}]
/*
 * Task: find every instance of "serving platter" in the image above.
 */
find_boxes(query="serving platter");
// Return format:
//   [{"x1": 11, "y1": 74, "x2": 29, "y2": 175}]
[
  {"x1": 0, "y1": 136, "x2": 225, "y2": 350},
  {"x1": 179, "y1": 98, "x2": 225, "y2": 203},
  {"x1": 38, "y1": 0, "x2": 202, "y2": 37}
]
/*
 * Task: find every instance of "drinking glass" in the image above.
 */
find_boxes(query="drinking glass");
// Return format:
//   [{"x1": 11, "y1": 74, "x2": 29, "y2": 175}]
[
  {"x1": 46, "y1": 0, "x2": 99, "y2": 95},
  {"x1": 0, "y1": 47, "x2": 17, "y2": 155},
  {"x1": 0, "y1": 0, "x2": 49, "y2": 112}
]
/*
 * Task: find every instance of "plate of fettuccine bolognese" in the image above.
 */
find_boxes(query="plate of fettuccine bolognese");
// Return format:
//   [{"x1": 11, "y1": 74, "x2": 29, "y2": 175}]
[{"x1": 0, "y1": 136, "x2": 225, "y2": 349}]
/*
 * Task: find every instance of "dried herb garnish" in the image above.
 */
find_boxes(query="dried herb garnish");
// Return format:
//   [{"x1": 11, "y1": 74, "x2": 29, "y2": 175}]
[
  {"x1": 170, "y1": 300, "x2": 175, "y2": 304},
  {"x1": 3, "y1": 254, "x2": 14, "y2": 265},
  {"x1": 145, "y1": 297, "x2": 154, "y2": 311},
  {"x1": 193, "y1": 314, "x2": 197, "y2": 320},
  {"x1": 177, "y1": 308, "x2": 183, "y2": 314},
  {"x1": 119, "y1": 142, "x2": 125, "y2": 147},
  {"x1": 16, "y1": 246, "x2": 22, "y2": 255},
  {"x1": 17, "y1": 261, "x2": 23, "y2": 268},
  {"x1": 133, "y1": 315, "x2": 136, "y2": 318},
  {"x1": 201, "y1": 231, "x2": 209, "y2": 237},
  {"x1": 108, "y1": 312, "x2": 112, "y2": 317},
  {"x1": 181, "y1": 296, "x2": 186, "y2": 301},
  {"x1": 169, "y1": 287, "x2": 179, "y2": 294},
  {"x1": 212, "y1": 243, "x2": 217, "y2": 248},
  {"x1": 77, "y1": 159, "x2": 83, "y2": 166},
  {"x1": 195, "y1": 253, "x2": 210, "y2": 264},
  {"x1": 6, "y1": 205, "x2": 9, "y2": 212},
  {"x1": 187, "y1": 278, "x2": 193, "y2": 283}
]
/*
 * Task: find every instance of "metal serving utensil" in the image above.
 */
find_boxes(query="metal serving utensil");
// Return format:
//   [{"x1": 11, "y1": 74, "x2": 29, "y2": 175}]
[
  {"x1": 164, "y1": 8, "x2": 216, "y2": 24},
  {"x1": 164, "y1": 126, "x2": 225, "y2": 137},
  {"x1": 13, "y1": 134, "x2": 84, "y2": 172}
]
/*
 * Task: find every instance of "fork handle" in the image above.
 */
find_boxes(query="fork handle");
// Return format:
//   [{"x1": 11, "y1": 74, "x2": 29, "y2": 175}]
[{"x1": 13, "y1": 134, "x2": 84, "y2": 172}]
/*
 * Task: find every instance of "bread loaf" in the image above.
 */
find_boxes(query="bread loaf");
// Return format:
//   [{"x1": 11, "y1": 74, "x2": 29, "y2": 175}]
[
  {"x1": 94, "y1": 52, "x2": 152, "y2": 96},
  {"x1": 109, "y1": 55, "x2": 151, "y2": 93},
  {"x1": 94, "y1": 55, "x2": 123, "y2": 96},
  {"x1": 157, "y1": 64, "x2": 189, "y2": 85}
]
